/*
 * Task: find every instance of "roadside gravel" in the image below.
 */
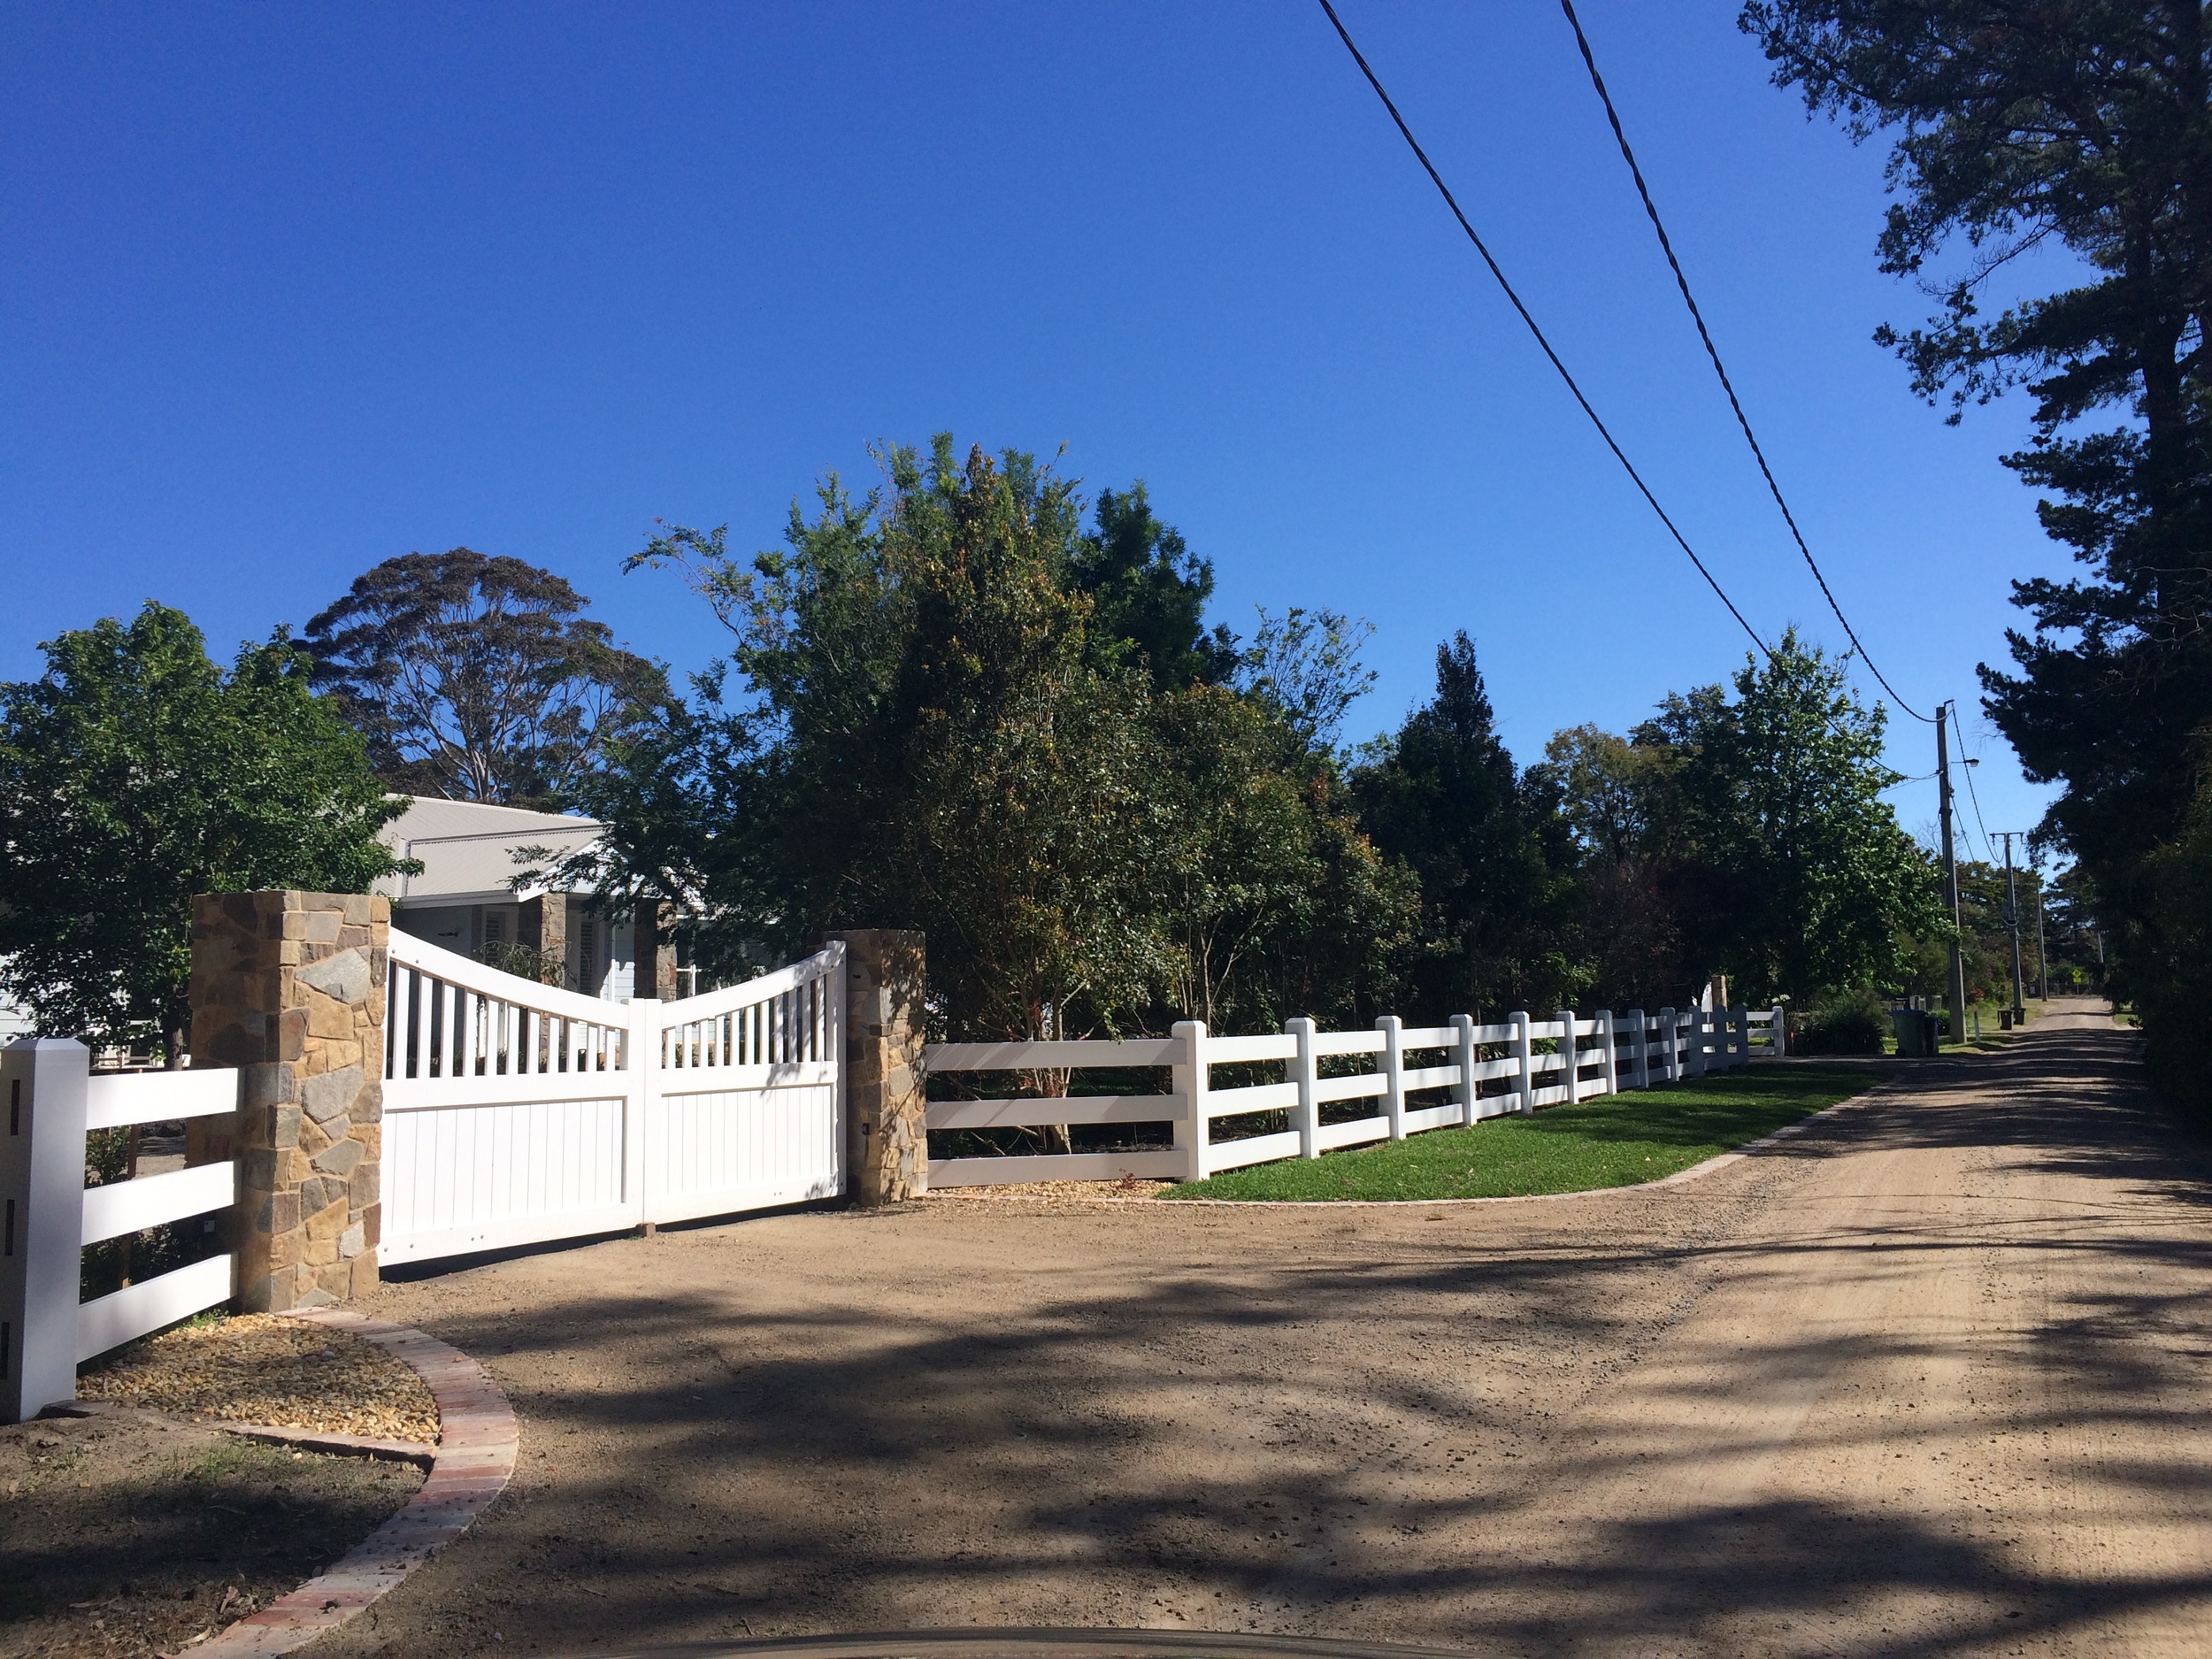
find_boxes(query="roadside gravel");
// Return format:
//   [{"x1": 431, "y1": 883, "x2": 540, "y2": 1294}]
[{"x1": 309, "y1": 1002, "x2": 2212, "y2": 1657}]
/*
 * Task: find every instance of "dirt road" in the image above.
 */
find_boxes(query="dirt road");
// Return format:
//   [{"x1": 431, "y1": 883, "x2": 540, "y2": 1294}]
[{"x1": 322, "y1": 1003, "x2": 2212, "y2": 1656}]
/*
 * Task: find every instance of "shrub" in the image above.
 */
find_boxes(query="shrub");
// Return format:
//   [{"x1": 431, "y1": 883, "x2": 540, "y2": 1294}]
[{"x1": 1790, "y1": 988, "x2": 1889, "y2": 1056}]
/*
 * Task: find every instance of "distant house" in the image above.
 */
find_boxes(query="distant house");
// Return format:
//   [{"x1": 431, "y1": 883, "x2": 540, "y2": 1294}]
[{"x1": 373, "y1": 797, "x2": 676, "y2": 1001}]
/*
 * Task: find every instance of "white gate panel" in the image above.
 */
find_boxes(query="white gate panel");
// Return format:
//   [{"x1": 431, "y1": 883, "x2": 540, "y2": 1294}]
[
  {"x1": 382, "y1": 1093, "x2": 632, "y2": 1265},
  {"x1": 647, "y1": 1079, "x2": 841, "y2": 1225},
  {"x1": 380, "y1": 932, "x2": 846, "y2": 1264}
]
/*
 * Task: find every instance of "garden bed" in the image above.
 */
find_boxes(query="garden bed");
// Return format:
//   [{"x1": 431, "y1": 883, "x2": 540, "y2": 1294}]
[{"x1": 76, "y1": 1311, "x2": 438, "y2": 1442}]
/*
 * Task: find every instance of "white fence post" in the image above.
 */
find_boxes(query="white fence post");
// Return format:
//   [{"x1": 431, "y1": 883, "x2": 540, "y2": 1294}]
[
  {"x1": 1451, "y1": 1014, "x2": 1477, "y2": 1125},
  {"x1": 626, "y1": 996, "x2": 657, "y2": 1227},
  {"x1": 1288, "y1": 1017, "x2": 1319, "y2": 1159},
  {"x1": 1511, "y1": 1012, "x2": 1533, "y2": 1114},
  {"x1": 1658, "y1": 1007, "x2": 1679, "y2": 1083},
  {"x1": 1686, "y1": 1006, "x2": 1708, "y2": 1078},
  {"x1": 1627, "y1": 1008, "x2": 1648, "y2": 1090},
  {"x1": 1770, "y1": 1003, "x2": 1786, "y2": 1057},
  {"x1": 1596, "y1": 1010, "x2": 1617, "y2": 1096},
  {"x1": 1171, "y1": 1019, "x2": 1210, "y2": 1182},
  {"x1": 1555, "y1": 1010, "x2": 1579, "y2": 1105},
  {"x1": 1728, "y1": 1002, "x2": 1746, "y2": 1068},
  {"x1": 1379, "y1": 1015, "x2": 1406, "y2": 1141},
  {"x1": 1, "y1": 1040, "x2": 90, "y2": 1423}
]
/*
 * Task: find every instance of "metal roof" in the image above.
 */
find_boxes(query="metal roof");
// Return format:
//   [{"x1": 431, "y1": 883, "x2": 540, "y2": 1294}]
[{"x1": 374, "y1": 797, "x2": 608, "y2": 907}]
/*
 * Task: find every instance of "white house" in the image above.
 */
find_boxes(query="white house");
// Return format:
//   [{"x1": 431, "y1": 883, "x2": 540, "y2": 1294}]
[{"x1": 374, "y1": 797, "x2": 672, "y2": 1001}]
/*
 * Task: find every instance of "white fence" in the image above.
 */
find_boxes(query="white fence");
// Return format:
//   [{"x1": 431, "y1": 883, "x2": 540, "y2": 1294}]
[
  {"x1": 380, "y1": 933, "x2": 846, "y2": 1264},
  {"x1": 2, "y1": 1042, "x2": 239, "y2": 1420},
  {"x1": 926, "y1": 1001, "x2": 1786, "y2": 1187}
]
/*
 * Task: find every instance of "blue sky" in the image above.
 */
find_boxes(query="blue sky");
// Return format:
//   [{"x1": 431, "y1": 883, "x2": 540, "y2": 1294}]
[{"x1": 4, "y1": 2, "x2": 2076, "y2": 867}]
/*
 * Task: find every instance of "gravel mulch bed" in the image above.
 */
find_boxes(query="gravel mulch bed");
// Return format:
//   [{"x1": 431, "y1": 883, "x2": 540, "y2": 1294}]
[
  {"x1": 0, "y1": 1405, "x2": 421, "y2": 1659},
  {"x1": 919, "y1": 1176, "x2": 1172, "y2": 1202},
  {"x1": 77, "y1": 1313, "x2": 439, "y2": 1443}
]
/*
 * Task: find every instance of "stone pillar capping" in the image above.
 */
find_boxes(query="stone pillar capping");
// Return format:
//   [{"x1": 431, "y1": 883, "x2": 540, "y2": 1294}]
[
  {"x1": 826, "y1": 930, "x2": 927, "y2": 1206},
  {"x1": 189, "y1": 890, "x2": 388, "y2": 1313}
]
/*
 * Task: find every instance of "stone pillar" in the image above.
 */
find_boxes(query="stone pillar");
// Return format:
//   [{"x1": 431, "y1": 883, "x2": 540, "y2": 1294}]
[
  {"x1": 189, "y1": 890, "x2": 387, "y2": 1311},
  {"x1": 827, "y1": 930, "x2": 927, "y2": 1205},
  {"x1": 520, "y1": 892, "x2": 569, "y2": 987}
]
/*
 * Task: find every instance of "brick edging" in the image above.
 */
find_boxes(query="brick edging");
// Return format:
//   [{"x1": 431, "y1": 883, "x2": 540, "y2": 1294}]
[{"x1": 183, "y1": 1309, "x2": 518, "y2": 1656}]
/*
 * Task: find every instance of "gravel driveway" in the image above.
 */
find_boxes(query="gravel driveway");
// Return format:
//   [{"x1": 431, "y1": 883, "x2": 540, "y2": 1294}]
[{"x1": 316, "y1": 1002, "x2": 2212, "y2": 1657}]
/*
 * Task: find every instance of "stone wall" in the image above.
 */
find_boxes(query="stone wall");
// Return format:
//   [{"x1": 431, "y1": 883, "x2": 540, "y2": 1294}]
[
  {"x1": 189, "y1": 890, "x2": 387, "y2": 1311},
  {"x1": 828, "y1": 929, "x2": 927, "y2": 1205}
]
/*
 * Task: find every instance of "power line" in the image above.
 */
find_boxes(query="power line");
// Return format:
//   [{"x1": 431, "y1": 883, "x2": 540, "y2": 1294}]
[
  {"x1": 1555, "y1": 0, "x2": 1933, "y2": 726},
  {"x1": 1957, "y1": 707, "x2": 1995, "y2": 864},
  {"x1": 1313, "y1": 0, "x2": 1772, "y2": 661}
]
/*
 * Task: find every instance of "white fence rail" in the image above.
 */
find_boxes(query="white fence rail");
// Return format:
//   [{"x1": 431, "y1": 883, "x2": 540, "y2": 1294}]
[
  {"x1": 380, "y1": 933, "x2": 846, "y2": 1264},
  {"x1": 924, "y1": 1001, "x2": 1784, "y2": 1187},
  {"x1": 2, "y1": 1041, "x2": 241, "y2": 1420}
]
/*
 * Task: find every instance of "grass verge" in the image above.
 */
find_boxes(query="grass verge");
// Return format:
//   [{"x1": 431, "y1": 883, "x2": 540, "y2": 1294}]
[{"x1": 1162, "y1": 1064, "x2": 1881, "y2": 1202}]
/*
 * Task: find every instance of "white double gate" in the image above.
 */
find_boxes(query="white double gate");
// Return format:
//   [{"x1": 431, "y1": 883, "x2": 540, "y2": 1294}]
[{"x1": 381, "y1": 933, "x2": 845, "y2": 1264}]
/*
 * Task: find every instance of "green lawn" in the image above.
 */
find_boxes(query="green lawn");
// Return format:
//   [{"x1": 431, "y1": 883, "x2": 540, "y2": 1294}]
[{"x1": 1161, "y1": 1064, "x2": 1880, "y2": 1202}]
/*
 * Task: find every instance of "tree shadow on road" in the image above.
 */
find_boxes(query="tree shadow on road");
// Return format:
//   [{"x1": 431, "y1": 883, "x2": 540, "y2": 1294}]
[{"x1": 316, "y1": 1021, "x2": 2212, "y2": 1658}]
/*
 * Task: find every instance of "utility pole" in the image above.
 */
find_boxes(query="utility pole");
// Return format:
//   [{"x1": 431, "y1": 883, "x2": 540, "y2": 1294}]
[
  {"x1": 2032, "y1": 853, "x2": 2049, "y2": 999},
  {"x1": 1999, "y1": 832, "x2": 2026, "y2": 1020},
  {"x1": 1936, "y1": 704, "x2": 1968, "y2": 1045}
]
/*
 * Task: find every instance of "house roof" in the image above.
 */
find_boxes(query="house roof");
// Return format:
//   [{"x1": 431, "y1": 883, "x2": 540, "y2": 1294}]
[{"x1": 374, "y1": 797, "x2": 607, "y2": 908}]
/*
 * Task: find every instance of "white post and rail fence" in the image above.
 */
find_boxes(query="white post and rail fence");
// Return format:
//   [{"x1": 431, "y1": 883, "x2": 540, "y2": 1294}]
[
  {"x1": 2, "y1": 892, "x2": 1782, "y2": 1422},
  {"x1": 925, "y1": 1002, "x2": 1782, "y2": 1187}
]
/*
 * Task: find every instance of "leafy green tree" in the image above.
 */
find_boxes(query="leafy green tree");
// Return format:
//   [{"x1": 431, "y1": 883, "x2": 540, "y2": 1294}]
[
  {"x1": 0, "y1": 603, "x2": 406, "y2": 1058},
  {"x1": 635, "y1": 438, "x2": 1167, "y2": 1041},
  {"x1": 1236, "y1": 608, "x2": 1379, "y2": 755},
  {"x1": 1741, "y1": 1, "x2": 2212, "y2": 1038},
  {"x1": 1150, "y1": 684, "x2": 1414, "y2": 1031},
  {"x1": 1532, "y1": 725, "x2": 1694, "y2": 1010},
  {"x1": 1352, "y1": 634, "x2": 1577, "y2": 1021},
  {"x1": 626, "y1": 434, "x2": 1415, "y2": 1041},
  {"x1": 2132, "y1": 777, "x2": 2212, "y2": 1102},
  {"x1": 304, "y1": 549, "x2": 671, "y2": 806},
  {"x1": 1072, "y1": 483, "x2": 1240, "y2": 691},
  {"x1": 1647, "y1": 631, "x2": 1942, "y2": 1002}
]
